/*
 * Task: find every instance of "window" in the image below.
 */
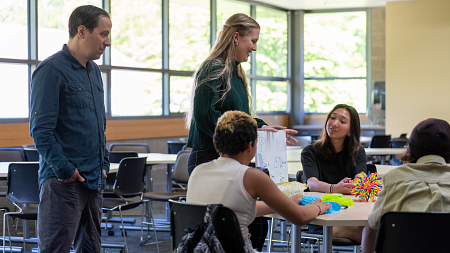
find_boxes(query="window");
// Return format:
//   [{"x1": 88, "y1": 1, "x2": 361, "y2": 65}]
[
  {"x1": 169, "y1": 0, "x2": 210, "y2": 71},
  {"x1": 256, "y1": 6, "x2": 288, "y2": 77},
  {"x1": 38, "y1": 0, "x2": 103, "y2": 64},
  {"x1": 0, "y1": 0, "x2": 27, "y2": 59},
  {"x1": 111, "y1": 70, "x2": 162, "y2": 116},
  {"x1": 304, "y1": 11, "x2": 367, "y2": 113},
  {"x1": 216, "y1": 0, "x2": 251, "y2": 72},
  {"x1": 0, "y1": 63, "x2": 29, "y2": 118},
  {"x1": 111, "y1": 0, "x2": 161, "y2": 68},
  {"x1": 256, "y1": 80, "x2": 288, "y2": 112},
  {"x1": 0, "y1": 0, "x2": 290, "y2": 121},
  {"x1": 255, "y1": 6, "x2": 289, "y2": 112},
  {"x1": 170, "y1": 76, "x2": 193, "y2": 113}
]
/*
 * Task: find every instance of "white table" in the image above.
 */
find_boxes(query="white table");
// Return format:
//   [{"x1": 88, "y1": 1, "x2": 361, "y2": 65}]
[
  {"x1": 286, "y1": 148, "x2": 407, "y2": 166},
  {"x1": 271, "y1": 192, "x2": 375, "y2": 253},
  {"x1": 137, "y1": 153, "x2": 177, "y2": 193},
  {"x1": 374, "y1": 164, "x2": 398, "y2": 176}
]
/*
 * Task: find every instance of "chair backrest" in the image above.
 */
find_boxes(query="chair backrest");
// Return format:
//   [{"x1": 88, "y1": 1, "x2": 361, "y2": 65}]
[
  {"x1": 369, "y1": 135, "x2": 392, "y2": 148},
  {"x1": 212, "y1": 206, "x2": 246, "y2": 253},
  {"x1": 172, "y1": 150, "x2": 191, "y2": 183},
  {"x1": 113, "y1": 157, "x2": 147, "y2": 196},
  {"x1": 0, "y1": 148, "x2": 25, "y2": 162},
  {"x1": 296, "y1": 170, "x2": 303, "y2": 182},
  {"x1": 7, "y1": 163, "x2": 40, "y2": 204},
  {"x1": 168, "y1": 141, "x2": 187, "y2": 155},
  {"x1": 375, "y1": 211, "x2": 450, "y2": 253},
  {"x1": 293, "y1": 136, "x2": 310, "y2": 148},
  {"x1": 310, "y1": 135, "x2": 320, "y2": 143},
  {"x1": 23, "y1": 148, "x2": 40, "y2": 161},
  {"x1": 21, "y1": 144, "x2": 36, "y2": 149},
  {"x1": 170, "y1": 200, "x2": 245, "y2": 253},
  {"x1": 109, "y1": 151, "x2": 139, "y2": 163},
  {"x1": 109, "y1": 143, "x2": 150, "y2": 153},
  {"x1": 389, "y1": 140, "x2": 407, "y2": 148},
  {"x1": 367, "y1": 164, "x2": 377, "y2": 174}
]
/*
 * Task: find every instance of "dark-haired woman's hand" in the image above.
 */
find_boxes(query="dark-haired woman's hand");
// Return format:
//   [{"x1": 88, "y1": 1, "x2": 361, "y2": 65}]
[
  {"x1": 332, "y1": 177, "x2": 353, "y2": 195},
  {"x1": 258, "y1": 125, "x2": 298, "y2": 146}
]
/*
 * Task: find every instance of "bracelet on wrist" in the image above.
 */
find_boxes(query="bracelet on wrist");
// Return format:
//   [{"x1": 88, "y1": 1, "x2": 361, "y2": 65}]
[{"x1": 312, "y1": 203, "x2": 321, "y2": 215}]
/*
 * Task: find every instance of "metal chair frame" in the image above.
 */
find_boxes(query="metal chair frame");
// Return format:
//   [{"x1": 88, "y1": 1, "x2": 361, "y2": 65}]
[
  {"x1": 101, "y1": 157, "x2": 149, "y2": 253},
  {"x1": 3, "y1": 163, "x2": 40, "y2": 253}
]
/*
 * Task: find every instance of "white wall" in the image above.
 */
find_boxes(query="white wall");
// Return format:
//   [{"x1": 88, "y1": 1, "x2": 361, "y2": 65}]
[{"x1": 386, "y1": 0, "x2": 450, "y2": 136}]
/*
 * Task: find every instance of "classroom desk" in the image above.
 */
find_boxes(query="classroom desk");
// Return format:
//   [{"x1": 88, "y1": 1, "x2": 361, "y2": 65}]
[
  {"x1": 286, "y1": 148, "x2": 406, "y2": 165},
  {"x1": 270, "y1": 192, "x2": 375, "y2": 253},
  {"x1": 137, "y1": 153, "x2": 177, "y2": 193},
  {"x1": 293, "y1": 124, "x2": 386, "y2": 136},
  {"x1": 365, "y1": 148, "x2": 406, "y2": 164}
]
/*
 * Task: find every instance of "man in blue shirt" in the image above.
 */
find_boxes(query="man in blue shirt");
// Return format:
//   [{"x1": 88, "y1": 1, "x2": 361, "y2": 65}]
[{"x1": 30, "y1": 5, "x2": 111, "y2": 252}]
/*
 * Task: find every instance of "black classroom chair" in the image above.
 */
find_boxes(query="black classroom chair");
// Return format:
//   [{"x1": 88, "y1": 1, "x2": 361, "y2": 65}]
[
  {"x1": 109, "y1": 143, "x2": 150, "y2": 153},
  {"x1": 367, "y1": 135, "x2": 392, "y2": 164},
  {"x1": 170, "y1": 200, "x2": 246, "y2": 253},
  {"x1": 375, "y1": 211, "x2": 450, "y2": 253},
  {"x1": 389, "y1": 137, "x2": 408, "y2": 165},
  {"x1": 369, "y1": 135, "x2": 392, "y2": 148},
  {"x1": 367, "y1": 164, "x2": 377, "y2": 174},
  {"x1": 171, "y1": 150, "x2": 191, "y2": 192},
  {"x1": 22, "y1": 148, "x2": 40, "y2": 162},
  {"x1": 167, "y1": 141, "x2": 186, "y2": 155},
  {"x1": 0, "y1": 148, "x2": 25, "y2": 162},
  {"x1": 141, "y1": 151, "x2": 190, "y2": 248},
  {"x1": 3, "y1": 163, "x2": 40, "y2": 253},
  {"x1": 102, "y1": 157, "x2": 149, "y2": 253}
]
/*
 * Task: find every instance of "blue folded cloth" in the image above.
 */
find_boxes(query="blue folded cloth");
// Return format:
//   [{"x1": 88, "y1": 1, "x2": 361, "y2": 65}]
[{"x1": 300, "y1": 195, "x2": 336, "y2": 214}]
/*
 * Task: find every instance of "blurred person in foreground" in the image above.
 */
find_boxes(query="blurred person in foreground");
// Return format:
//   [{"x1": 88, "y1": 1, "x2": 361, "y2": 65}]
[
  {"x1": 30, "y1": 5, "x2": 111, "y2": 252},
  {"x1": 187, "y1": 110, "x2": 330, "y2": 252},
  {"x1": 362, "y1": 118, "x2": 450, "y2": 253}
]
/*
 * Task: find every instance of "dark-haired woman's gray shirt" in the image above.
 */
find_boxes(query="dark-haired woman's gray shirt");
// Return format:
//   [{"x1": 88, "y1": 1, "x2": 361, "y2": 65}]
[
  {"x1": 301, "y1": 144, "x2": 367, "y2": 185},
  {"x1": 301, "y1": 144, "x2": 366, "y2": 234}
]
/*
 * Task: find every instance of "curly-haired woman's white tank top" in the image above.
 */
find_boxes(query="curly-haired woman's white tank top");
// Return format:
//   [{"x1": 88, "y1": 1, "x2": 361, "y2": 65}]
[{"x1": 187, "y1": 157, "x2": 257, "y2": 240}]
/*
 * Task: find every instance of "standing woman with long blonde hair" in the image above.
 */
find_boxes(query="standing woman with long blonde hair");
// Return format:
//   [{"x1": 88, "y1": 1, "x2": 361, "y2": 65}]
[
  {"x1": 186, "y1": 13, "x2": 297, "y2": 175},
  {"x1": 185, "y1": 13, "x2": 297, "y2": 251}
]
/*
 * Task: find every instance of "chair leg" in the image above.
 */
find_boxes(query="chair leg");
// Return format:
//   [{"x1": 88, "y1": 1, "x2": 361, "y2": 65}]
[
  {"x1": 7, "y1": 216, "x2": 13, "y2": 253},
  {"x1": 3, "y1": 212, "x2": 7, "y2": 253},
  {"x1": 119, "y1": 207, "x2": 128, "y2": 253},
  {"x1": 140, "y1": 201, "x2": 159, "y2": 252},
  {"x1": 103, "y1": 212, "x2": 109, "y2": 253},
  {"x1": 150, "y1": 202, "x2": 159, "y2": 253},
  {"x1": 268, "y1": 217, "x2": 274, "y2": 253},
  {"x1": 286, "y1": 229, "x2": 290, "y2": 253}
]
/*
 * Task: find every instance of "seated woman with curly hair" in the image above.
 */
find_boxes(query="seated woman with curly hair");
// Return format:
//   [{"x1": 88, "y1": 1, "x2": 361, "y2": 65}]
[{"x1": 187, "y1": 110, "x2": 330, "y2": 252}]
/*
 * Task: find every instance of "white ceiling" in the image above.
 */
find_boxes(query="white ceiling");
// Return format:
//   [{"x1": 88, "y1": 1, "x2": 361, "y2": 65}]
[{"x1": 251, "y1": 0, "x2": 413, "y2": 10}]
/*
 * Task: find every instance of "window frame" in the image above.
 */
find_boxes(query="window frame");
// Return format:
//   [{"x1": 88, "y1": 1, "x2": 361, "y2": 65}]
[
  {"x1": 0, "y1": 0, "x2": 293, "y2": 123},
  {"x1": 302, "y1": 8, "x2": 371, "y2": 115}
]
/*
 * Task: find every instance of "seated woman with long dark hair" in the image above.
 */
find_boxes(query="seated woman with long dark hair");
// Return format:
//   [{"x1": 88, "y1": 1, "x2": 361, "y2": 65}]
[
  {"x1": 301, "y1": 104, "x2": 367, "y2": 242},
  {"x1": 187, "y1": 110, "x2": 330, "y2": 252}
]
